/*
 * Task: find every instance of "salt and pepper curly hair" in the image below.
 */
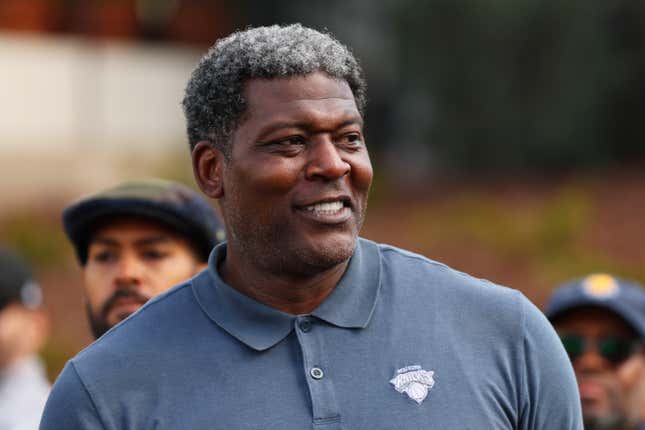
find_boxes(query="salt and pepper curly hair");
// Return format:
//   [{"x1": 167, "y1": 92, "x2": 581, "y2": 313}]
[{"x1": 182, "y1": 24, "x2": 367, "y2": 157}]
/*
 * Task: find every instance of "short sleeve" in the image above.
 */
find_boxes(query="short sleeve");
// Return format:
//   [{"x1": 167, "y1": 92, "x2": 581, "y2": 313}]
[
  {"x1": 39, "y1": 361, "x2": 105, "y2": 430},
  {"x1": 517, "y1": 294, "x2": 583, "y2": 430}
]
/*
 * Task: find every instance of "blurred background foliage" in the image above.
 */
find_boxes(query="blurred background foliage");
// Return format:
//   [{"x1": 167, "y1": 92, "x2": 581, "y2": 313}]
[
  {"x1": 0, "y1": 0, "x2": 644, "y2": 377},
  {"x1": 240, "y1": 0, "x2": 645, "y2": 177}
]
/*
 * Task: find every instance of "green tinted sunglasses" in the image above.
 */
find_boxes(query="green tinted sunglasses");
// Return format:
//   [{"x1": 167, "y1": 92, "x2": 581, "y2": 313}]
[{"x1": 559, "y1": 334, "x2": 641, "y2": 365}]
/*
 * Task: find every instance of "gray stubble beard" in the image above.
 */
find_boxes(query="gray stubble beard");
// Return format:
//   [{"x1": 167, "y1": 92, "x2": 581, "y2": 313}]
[{"x1": 223, "y1": 198, "x2": 366, "y2": 281}]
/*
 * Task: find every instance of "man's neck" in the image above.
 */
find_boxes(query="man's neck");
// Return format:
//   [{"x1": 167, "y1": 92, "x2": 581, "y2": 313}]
[{"x1": 219, "y1": 249, "x2": 349, "y2": 315}]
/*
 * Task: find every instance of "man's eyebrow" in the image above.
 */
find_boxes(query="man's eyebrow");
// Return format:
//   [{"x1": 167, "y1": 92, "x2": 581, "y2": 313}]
[
  {"x1": 334, "y1": 117, "x2": 365, "y2": 129},
  {"x1": 256, "y1": 121, "x2": 306, "y2": 138}
]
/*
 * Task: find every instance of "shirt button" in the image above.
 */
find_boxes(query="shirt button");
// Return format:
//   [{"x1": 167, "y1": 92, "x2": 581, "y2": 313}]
[
  {"x1": 299, "y1": 318, "x2": 312, "y2": 332},
  {"x1": 310, "y1": 367, "x2": 324, "y2": 380}
]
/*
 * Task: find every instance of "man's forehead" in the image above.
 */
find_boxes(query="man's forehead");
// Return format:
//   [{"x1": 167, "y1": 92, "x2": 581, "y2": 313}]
[
  {"x1": 243, "y1": 72, "x2": 356, "y2": 108},
  {"x1": 236, "y1": 73, "x2": 362, "y2": 138}
]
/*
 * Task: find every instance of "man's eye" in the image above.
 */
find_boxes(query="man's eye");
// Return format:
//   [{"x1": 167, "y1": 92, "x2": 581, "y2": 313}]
[
  {"x1": 339, "y1": 133, "x2": 362, "y2": 147},
  {"x1": 278, "y1": 136, "x2": 306, "y2": 146},
  {"x1": 92, "y1": 251, "x2": 116, "y2": 263},
  {"x1": 264, "y1": 136, "x2": 306, "y2": 155},
  {"x1": 141, "y1": 250, "x2": 168, "y2": 260}
]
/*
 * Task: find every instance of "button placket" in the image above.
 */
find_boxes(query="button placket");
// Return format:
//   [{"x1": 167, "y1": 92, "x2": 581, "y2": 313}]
[{"x1": 295, "y1": 317, "x2": 343, "y2": 429}]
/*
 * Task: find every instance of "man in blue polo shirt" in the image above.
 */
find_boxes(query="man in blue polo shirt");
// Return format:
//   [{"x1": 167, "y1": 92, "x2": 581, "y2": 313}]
[{"x1": 41, "y1": 24, "x2": 582, "y2": 429}]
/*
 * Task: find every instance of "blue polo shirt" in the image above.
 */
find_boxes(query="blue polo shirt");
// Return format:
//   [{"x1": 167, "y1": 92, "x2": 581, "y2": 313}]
[{"x1": 41, "y1": 239, "x2": 582, "y2": 429}]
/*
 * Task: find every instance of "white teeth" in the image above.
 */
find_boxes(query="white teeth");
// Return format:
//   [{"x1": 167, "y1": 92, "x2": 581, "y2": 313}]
[{"x1": 304, "y1": 201, "x2": 344, "y2": 214}]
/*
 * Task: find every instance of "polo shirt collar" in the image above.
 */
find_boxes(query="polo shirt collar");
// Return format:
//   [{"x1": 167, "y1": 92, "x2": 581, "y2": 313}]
[
  {"x1": 311, "y1": 238, "x2": 381, "y2": 328},
  {"x1": 192, "y1": 238, "x2": 382, "y2": 351}
]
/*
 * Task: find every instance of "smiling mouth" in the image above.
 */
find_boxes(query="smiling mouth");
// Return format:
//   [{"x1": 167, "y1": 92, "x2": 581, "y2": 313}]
[
  {"x1": 303, "y1": 200, "x2": 345, "y2": 213},
  {"x1": 296, "y1": 199, "x2": 352, "y2": 223}
]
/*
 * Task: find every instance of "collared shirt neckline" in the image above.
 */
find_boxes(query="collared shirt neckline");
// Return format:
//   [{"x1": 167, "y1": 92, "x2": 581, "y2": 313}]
[{"x1": 192, "y1": 238, "x2": 382, "y2": 351}]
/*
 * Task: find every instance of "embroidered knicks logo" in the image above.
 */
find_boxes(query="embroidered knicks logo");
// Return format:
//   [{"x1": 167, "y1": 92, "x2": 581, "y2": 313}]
[{"x1": 389, "y1": 365, "x2": 435, "y2": 405}]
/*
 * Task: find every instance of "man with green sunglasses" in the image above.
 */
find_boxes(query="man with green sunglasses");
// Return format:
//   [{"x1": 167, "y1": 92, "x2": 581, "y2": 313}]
[{"x1": 546, "y1": 274, "x2": 645, "y2": 430}]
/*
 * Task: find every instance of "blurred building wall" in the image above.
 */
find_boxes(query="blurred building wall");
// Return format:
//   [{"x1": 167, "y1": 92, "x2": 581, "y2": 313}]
[
  {"x1": 0, "y1": 32, "x2": 200, "y2": 150},
  {"x1": 0, "y1": 32, "x2": 201, "y2": 210}
]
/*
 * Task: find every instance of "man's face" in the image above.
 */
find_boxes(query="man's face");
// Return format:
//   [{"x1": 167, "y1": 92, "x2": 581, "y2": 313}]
[
  {"x1": 218, "y1": 71, "x2": 373, "y2": 276},
  {"x1": 0, "y1": 304, "x2": 45, "y2": 368},
  {"x1": 553, "y1": 307, "x2": 644, "y2": 430},
  {"x1": 82, "y1": 217, "x2": 204, "y2": 338}
]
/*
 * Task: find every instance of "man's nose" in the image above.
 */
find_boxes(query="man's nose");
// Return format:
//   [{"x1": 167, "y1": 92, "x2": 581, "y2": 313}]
[
  {"x1": 305, "y1": 136, "x2": 350, "y2": 181},
  {"x1": 114, "y1": 254, "x2": 143, "y2": 286},
  {"x1": 575, "y1": 348, "x2": 610, "y2": 374}
]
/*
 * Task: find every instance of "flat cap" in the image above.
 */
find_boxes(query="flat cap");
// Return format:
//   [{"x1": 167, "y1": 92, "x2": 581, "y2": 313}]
[{"x1": 62, "y1": 179, "x2": 225, "y2": 264}]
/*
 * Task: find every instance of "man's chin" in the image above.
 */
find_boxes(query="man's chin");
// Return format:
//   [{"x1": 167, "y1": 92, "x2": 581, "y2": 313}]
[
  {"x1": 88, "y1": 311, "x2": 139, "y2": 339},
  {"x1": 107, "y1": 312, "x2": 134, "y2": 327},
  {"x1": 296, "y1": 233, "x2": 357, "y2": 271}
]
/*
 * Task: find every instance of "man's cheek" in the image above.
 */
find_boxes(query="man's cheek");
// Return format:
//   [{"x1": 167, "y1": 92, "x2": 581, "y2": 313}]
[
  {"x1": 618, "y1": 356, "x2": 645, "y2": 422},
  {"x1": 617, "y1": 355, "x2": 644, "y2": 389}
]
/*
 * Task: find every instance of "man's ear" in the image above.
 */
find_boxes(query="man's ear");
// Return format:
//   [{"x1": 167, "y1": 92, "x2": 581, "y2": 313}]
[{"x1": 192, "y1": 141, "x2": 225, "y2": 199}]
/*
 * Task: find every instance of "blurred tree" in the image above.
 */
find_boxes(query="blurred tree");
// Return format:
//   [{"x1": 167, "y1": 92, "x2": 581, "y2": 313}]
[
  {"x1": 392, "y1": 0, "x2": 645, "y2": 173},
  {"x1": 236, "y1": 0, "x2": 645, "y2": 175},
  {"x1": 6, "y1": 0, "x2": 642, "y2": 175}
]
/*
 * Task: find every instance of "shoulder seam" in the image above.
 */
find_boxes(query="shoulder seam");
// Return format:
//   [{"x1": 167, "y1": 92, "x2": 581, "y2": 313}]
[
  {"x1": 70, "y1": 361, "x2": 108, "y2": 429},
  {"x1": 379, "y1": 245, "x2": 454, "y2": 271},
  {"x1": 379, "y1": 244, "x2": 508, "y2": 291}
]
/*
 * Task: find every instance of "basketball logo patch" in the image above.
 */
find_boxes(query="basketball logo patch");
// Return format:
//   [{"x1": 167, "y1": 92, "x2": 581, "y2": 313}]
[{"x1": 390, "y1": 365, "x2": 435, "y2": 405}]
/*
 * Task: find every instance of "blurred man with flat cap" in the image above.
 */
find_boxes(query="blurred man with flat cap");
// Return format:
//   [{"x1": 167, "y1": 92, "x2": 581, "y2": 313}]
[
  {"x1": 42, "y1": 24, "x2": 581, "y2": 429},
  {"x1": 546, "y1": 274, "x2": 645, "y2": 430},
  {"x1": 0, "y1": 247, "x2": 49, "y2": 430},
  {"x1": 61, "y1": 178, "x2": 225, "y2": 338}
]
